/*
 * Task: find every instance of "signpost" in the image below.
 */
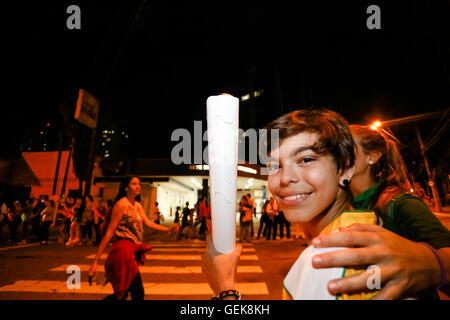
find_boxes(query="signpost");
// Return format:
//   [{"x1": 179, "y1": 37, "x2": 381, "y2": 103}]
[
  {"x1": 74, "y1": 89, "x2": 100, "y2": 197},
  {"x1": 75, "y1": 89, "x2": 100, "y2": 129}
]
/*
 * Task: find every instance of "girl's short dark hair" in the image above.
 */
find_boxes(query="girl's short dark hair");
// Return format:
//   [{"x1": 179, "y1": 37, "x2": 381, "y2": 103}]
[{"x1": 262, "y1": 108, "x2": 354, "y2": 172}]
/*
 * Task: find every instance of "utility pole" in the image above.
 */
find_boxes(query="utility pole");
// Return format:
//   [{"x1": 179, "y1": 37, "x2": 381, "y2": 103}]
[
  {"x1": 415, "y1": 125, "x2": 442, "y2": 212},
  {"x1": 61, "y1": 138, "x2": 75, "y2": 197},
  {"x1": 84, "y1": 127, "x2": 97, "y2": 197},
  {"x1": 369, "y1": 108, "x2": 448, "y2": 213},
  {"x1": 52, "y1": 131, "x2": 63, "y2": 195}
]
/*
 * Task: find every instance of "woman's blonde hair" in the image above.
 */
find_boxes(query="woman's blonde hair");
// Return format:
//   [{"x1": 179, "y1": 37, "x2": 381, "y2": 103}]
[{"x1": 350, "y1": 124, "x2": 412, "y2": 211}]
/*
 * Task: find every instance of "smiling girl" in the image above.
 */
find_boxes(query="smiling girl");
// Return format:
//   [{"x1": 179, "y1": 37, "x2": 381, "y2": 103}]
[{"x1": 203, "y1": 108, "x2": 380, "y2": 300}]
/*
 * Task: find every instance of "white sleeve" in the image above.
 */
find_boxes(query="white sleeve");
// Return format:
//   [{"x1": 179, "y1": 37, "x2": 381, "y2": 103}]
[{"x1": 284, "y1": 245, "x2": 346, "y2": 300}]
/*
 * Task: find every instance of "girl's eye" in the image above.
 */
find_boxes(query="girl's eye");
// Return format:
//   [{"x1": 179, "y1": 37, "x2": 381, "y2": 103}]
[{"x1": 298, "y1": 157, "x2": 315, "y2": 165}]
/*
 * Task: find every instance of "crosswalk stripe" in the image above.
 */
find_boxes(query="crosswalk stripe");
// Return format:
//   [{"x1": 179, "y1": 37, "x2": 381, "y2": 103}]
[
  {"x1": 0, "y1": 243, "x2": 39, "y2": 252},
  {"x1": 0, "y1": 280, "x2": 269, "y2": 295},
  {"x1": 148, "y1": 242, "x2": 254, "y2": 247},
  {"x1": 85, "y1": 254, "x2": 259, "y2": 261},
  {"x1": 49, "y1": 264, "x2": 263, "y2": 273},
  {"x1": 150, "y1": 247, "x2": 255, "y2": 253}
]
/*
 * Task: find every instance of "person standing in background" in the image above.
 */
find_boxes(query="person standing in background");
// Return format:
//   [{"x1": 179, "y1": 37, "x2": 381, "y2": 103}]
[
  {"x1": 31, "y1": 197, "x2": 46, "y2": 240},
  {"x1": 257, "y1": 199, "x2": 269, "y2": 240},
  {"x1": 80, "y1": 195, "x2": 94, "y2": 245},
  {"x1": 66, "y1": 196, "x2": 83, "y2": 247},
  {"x1": 198, "y1": 197, "x2": 209, "y2": 240},
  {"x1": 93, "y1": 200, "x2": 105, "y2": 246},
  {"x1": 7, "y1": 201, "x2": 23, "y2": 243},
  {"x1": 278, "y1": 210, "x2": 291, "y2": 240},
  {"x1": 239, "y1": 194, "x2": 254, "y2": 243},
  {"x1": 177, "y1": 202, "x2": 191, "y2": 240},
  {"x1": 265, "y1": 197, "x2": 278, "y2": 240},
  {"x1": 153, "y1": 202, "x2": 161, "y2": 224},
  {"x1": 20, "y1": 198, "x2": 34, "y2": 243},
  {"x1": 38, "y1": 199, "x2": 55, "y2": 245},
  {"x1": 174, "y1": 206, "x2": 181, "y2": 224}
]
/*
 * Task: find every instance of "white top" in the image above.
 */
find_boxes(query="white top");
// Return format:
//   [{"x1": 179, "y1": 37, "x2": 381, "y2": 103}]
[{"x1": 283, "y1": 243, "x2": 346, "y2": 300}]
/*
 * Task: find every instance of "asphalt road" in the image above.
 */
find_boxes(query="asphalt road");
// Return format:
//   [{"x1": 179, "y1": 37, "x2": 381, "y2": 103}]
[
  {"x1": 0, "y1": 226, "x2": 306, "y2": 300},
  {"x1": 1, "y1": 214, "x2": 449, "y2": 300}
]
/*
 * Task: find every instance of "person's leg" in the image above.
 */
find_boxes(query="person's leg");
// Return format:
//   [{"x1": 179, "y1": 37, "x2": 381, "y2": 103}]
[
  {"x1": 37, "y1": 223, "x2": 43, "y2": 242},
  {"x1": 286, "y1": 221, "x2": 291, "y2": 239},
  {"x1": 279, "y1": 218, "x2": 285, "y2": 239},
  {"x1": 22, "y1": 221, "x2": 29, "y2": 241},
  {"x1": 262, "y1": 216, "x2": 268, "y2": 237},
  {"x1": 87, "y1": 222, "x2": 93, "y2": 241},
  {"x1": 128, "y1": 272, "x2": 145, "y2": 300},
  {"x1": 80, "y1": 225, "x2": 86, "y2": 241},
  {"x1": 74, "y1": 222, "x2": 80, "y2": 243},
  {"x1": 31, "y1": 216, "x2": 39, "y2": 237},
  {"x1": 265, "y1": 219, "x2": 272, "y2": 240},
  {"x1": 257, "y1": 218, "x2": 264, "y2": 239},
  {"x1": 246, "y1": 222, "x2": 252, "y2": 242},
  {"x1": 272, "y1": 218, "x2": 278, "y2": 240},
  {"x1": 58, "y1": 223, "x2": 65, "y2": 243},
  {"x1": 93, "y1": 223, "x2": 101, "y2": 245},
  {"x1": 177, "y1": 222, "x2": 186, "y2": 240},
  {"x1": 64, "y1": 219, "x2": 70, "y2": 242},
  {"x1": 242, "y1": 221, "x2": 250, "y2": 242},
  {"x1": 9, "y1": 219, "x2": 17, "y2": 242},
  {"x1": 42, "y1": 221, "x2": 51, "y2": 243}
]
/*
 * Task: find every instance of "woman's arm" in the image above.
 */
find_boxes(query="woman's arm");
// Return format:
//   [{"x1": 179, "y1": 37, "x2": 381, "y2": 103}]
[
  {"x1": 437, "y1": 247, "x2": 450, "y2": 296},
  {"x1": 138, "y1": 204, "x2": 178, "y2": 233},
  {"x1": 93, "y1": 209, "x2": 105, "y2": 221},
  {"x1": 88, "y1": 201, "x2": 125, "y2": 276}
]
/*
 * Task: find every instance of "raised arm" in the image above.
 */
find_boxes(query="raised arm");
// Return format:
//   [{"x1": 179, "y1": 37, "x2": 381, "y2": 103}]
[{"x1": 138, "y1": 204, "x2": 178, "y2": 234}]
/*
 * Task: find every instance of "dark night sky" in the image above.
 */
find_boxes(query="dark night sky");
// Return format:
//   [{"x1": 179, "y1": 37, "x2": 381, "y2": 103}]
[{"x1": 4, "y1": 1, "x2": 450, "y2": 173}]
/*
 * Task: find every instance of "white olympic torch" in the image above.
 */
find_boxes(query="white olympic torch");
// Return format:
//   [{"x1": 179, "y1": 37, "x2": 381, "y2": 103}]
[{"x1": 206, "y1": 94, "x2": 239, "y2": 254}]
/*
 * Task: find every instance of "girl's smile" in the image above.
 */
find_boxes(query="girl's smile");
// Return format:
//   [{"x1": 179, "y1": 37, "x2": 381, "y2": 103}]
[
  {"x1": 267, "y1": 132, "x2": 352, "y2": 236},
  {"x1": 279, "y1": 192, "x2": 312, "y2": 206}
]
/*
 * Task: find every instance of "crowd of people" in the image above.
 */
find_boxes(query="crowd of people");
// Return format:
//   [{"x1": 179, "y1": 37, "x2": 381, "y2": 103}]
[
  {"x1": 175, "y1": 197, "x2": 211, "y2": 241},
  {"x1": 0, "y1": 195, "x2": 113, "y2": 246},
  {"x1": 1, "y1": 191, "x2": 298, "y2": 246},
  {"x1": 239, "y1": 193, "x2": 303, "y2": 243}
]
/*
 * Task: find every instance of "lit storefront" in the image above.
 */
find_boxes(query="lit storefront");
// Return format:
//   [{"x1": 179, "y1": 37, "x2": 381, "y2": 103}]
[{"x1": 93, "y1": 158, "x2": 268, "y2": 223}]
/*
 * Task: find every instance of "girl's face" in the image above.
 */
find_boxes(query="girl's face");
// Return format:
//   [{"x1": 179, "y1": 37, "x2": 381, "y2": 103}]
[
  {"x1": 127, "y1": 177, "x2": 141, "y2": 197},
  {"x1": 267, "y1": 132, "x2": 349, "y2": 225}
]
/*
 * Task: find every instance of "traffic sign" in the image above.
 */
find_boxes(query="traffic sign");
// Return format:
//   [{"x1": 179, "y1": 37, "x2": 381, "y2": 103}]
[{"x1": 74, "y1": 89, "x2": 100, "y2": 129}]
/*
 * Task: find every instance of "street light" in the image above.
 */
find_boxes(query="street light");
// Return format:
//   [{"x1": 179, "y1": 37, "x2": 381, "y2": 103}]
[
  {"x1": 370, "y1": 121, "x2": 382, "y2": 130},
  {"x1": 367, "y1": 118, "x2": 442, "y2": 212}
]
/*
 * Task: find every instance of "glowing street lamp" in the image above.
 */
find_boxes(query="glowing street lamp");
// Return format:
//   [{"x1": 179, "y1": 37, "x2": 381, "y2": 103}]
[{"x1": 370, "y1": 121, "x2": 382, "y2": 130}]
